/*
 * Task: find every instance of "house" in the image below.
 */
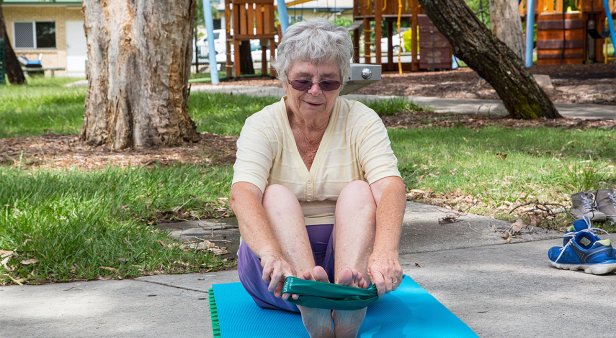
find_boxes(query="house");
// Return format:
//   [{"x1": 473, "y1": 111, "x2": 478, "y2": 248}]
[{"x1": 2, "y1": 0, "x2": 86, "y2": 76}]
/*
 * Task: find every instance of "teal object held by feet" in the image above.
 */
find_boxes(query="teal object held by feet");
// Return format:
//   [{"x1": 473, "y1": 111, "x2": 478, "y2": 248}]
[{"x1": 282, "y1": 276, "x2": 378, "y2": 310}]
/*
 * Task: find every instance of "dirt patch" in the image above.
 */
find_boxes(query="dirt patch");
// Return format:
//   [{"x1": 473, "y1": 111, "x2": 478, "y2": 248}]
[{"x1": 0, "y1": 133, "x2": 237, "y2": 170}]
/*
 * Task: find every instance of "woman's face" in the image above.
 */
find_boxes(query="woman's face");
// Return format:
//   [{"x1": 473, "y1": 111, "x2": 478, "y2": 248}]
[{"x1": 283, "y1": 60, "x2": 342, "y2": 121}]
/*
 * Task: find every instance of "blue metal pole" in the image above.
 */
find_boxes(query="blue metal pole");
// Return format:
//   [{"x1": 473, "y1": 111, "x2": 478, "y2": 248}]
[
  {"x1": 276, "y1": 0, "x2": 290, "y2": 33},
  {"x1": 203, "y1": 0, "x2": 219, "y2": 84},
  {"x1": 525, "y1": 0, "x2": 536, "y2": 68},
  {"x1": 604, "y1": 0, "x2": 616, "y2": 53}
]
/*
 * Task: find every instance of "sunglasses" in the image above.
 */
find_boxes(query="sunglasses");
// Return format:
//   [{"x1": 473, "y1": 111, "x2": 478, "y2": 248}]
[{"x1": 288, "y1": 79, "x2": 342, "y2": 92}]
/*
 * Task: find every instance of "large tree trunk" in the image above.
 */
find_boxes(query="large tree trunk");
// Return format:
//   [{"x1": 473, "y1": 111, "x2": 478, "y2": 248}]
[
  {"x1": 0, "y1": 4, "x2": 26, "y2": 84},
  {"x1": 489, "y1": 0, "x2": 524, "y2": 59},
  {"x1": 81, "y1": 0, "x2": 199, "y2": 150},
  {"x1": 419, "y1": 0, "x2": 561, "y2": 119}
]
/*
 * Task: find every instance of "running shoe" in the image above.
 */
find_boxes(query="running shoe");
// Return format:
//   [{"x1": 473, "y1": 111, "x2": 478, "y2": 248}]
[{"x1": 548, "y1": 230, "x2": 616, "y2": 275}]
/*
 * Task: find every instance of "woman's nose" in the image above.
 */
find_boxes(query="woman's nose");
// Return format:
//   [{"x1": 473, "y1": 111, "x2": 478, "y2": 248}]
[{"x1": 307, "y1": 82, "x2": 322, "y2": 95}]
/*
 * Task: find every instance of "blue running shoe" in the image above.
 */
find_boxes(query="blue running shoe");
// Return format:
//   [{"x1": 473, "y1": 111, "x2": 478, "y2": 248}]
[
  {"x1": 548, "y1": 230, "x2": 616, "y2": 275},
  {"x1": 561, "y1": 216, "x2": 608, "y2": 246}
]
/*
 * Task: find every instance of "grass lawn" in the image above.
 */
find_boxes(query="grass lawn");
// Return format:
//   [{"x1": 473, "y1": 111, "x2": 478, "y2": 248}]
[{"x1": 1, "y1": 79, "x2": 615, "y2": 285}]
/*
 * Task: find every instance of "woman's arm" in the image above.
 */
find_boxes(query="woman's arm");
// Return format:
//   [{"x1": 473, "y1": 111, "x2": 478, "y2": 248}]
[
  {"x1": 230, "y1": 181, "x2": 295, "y2": 297},
  {"x1": 368, "y1": 176, "x2": 407, "y2": 296}
]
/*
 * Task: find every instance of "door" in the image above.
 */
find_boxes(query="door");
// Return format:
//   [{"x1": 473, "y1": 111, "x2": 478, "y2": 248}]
[{"x1": 65, "y1": 21, "x2": 87, "y2": 74}]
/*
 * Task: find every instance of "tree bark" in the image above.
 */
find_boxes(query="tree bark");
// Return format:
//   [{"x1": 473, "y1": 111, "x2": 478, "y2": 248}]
[
  {"x1": 0, "y1": 3, "x2": 26, "y2": 84},
  {"x1": 489, "y1": 0, "x2": 524, "y2": 59},
  {"x1": 419, "y1": 0, "x2": 561, "y2": 119},
  {"x1": 81, "y1": 0, "x2": 199, "y2": 150}
]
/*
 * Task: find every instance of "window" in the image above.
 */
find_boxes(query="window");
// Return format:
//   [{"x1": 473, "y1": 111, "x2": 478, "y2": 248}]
[{"x1": 14, "y1": 22, "x2": 56, "y2": 49}]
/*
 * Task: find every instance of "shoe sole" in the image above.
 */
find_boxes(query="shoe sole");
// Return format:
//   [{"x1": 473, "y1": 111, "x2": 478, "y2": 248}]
[{"x1": 550, "y1": 262, "x2": 616, "y2": 275}]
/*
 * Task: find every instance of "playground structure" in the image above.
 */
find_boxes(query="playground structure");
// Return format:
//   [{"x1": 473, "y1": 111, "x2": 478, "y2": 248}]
[
  {"x1": 351, "y1": 0, "x2": 452, "y2": 72},
  {"x1": 214, "y1": 0, "x2": 615, "y2": 80},
  {"x1": 520, "y1": 0, "x2": 616, "y2": 64},
  {"x1": 223, "y1": 0, "x2": 278, "y2": 78},
  {"x1": 219, "y1": 0, "x2": 454, "y2": 78}
]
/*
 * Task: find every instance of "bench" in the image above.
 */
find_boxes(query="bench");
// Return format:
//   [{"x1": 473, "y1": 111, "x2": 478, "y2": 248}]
[{"x1": 21, "y1": 67, "x2": 66, "y2": 78}]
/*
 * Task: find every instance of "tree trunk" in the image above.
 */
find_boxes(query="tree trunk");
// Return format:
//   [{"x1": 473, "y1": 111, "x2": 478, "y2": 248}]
[
  {"x1": 0, "y1": 4, "x2": 26, "y2": 84},
  {"x1": 489, "y1": 0, "x2": 524, "y2": 59},
  {"x1": 419, "y1": 0, "x2": 561, "y2": 119},
  {"x1": 81, "y1": 0, "x2": 199, "y2": 150}
]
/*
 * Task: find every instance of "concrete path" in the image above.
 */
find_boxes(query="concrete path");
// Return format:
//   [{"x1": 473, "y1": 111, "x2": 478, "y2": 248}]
[
  {"x1": 2, "y1": 202, "x2": 616, "y2": 337},
  {"x1": 191, "y1": 85, "x2": 616, "y2": 120}
]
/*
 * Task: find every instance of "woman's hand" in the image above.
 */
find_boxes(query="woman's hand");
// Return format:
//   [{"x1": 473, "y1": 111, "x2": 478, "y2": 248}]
[
  {"x1": 367, "y1": 250, "x2": 402, "y2": 297},
  {"x1": 260, "y1": 252, "x2": 296, "y2": 299}
]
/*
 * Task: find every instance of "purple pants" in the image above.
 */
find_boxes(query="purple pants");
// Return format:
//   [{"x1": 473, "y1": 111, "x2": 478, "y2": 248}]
[{"x1": 237, "y1": 224, "x2": 335, "y2": 313}]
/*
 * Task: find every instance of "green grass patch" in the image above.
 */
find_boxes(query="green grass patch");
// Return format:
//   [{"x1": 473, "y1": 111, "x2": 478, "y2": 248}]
[
  {"x1": 0, "y1": 165, "x2": 234, "y2": 284},
  {"x1": 189, "y1": 93, "x2": 279, "y2": 135},
  {"x1": 391, "y1": 126, "x2": 616, "y2": 224},
  {"x1": 0, "y1": 78, "x2": 86, "y2": 138}
]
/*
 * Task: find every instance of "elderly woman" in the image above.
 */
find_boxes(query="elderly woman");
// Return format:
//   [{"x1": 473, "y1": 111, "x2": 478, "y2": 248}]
[{"x1": 230, "y1": 19, "x2": 406, "y2": 337}]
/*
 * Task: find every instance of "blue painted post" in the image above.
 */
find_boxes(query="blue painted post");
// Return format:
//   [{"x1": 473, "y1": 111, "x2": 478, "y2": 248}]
[
  {"x1": 604, "y1": 0, "x2": 616, "y2": 53},
  {"x1": 203, "y1": 0, "x2": 219, "y2": 84},
  {"x1": 525, "y1": 0, "x2": 536, "y2": 68},
  {"x1": 276, "y1": 0, "x2": 290, "y2": 34}
]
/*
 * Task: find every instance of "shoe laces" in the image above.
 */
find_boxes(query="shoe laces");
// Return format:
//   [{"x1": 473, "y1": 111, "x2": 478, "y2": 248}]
[
  {"x1": 607, "y1": 191, "x2": 616, "y2": 206},
  {"x1": 555, "y1": 216, "x2": 609, "y2": 263},
  {"x1": 579, "y1": 193, "x2": 598, "y2": 211}
]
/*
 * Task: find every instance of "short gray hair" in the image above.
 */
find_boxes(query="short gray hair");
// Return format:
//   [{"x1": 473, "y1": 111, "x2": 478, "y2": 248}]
[{"x1": 273, "y1": 19, "x2": 353, "y2": 85}]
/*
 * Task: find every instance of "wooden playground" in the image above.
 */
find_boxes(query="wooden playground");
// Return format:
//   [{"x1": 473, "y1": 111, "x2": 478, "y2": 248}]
[
  {"x1": 217, "y1": 0, "x2": 616, "y2": 78},
  {"x1": 520, "y1": 0, "x2": 616, "y2": 65}
]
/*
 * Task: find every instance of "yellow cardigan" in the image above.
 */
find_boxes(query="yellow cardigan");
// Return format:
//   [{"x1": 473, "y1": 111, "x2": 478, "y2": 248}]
[{"x1": 232, "y1": 96, "x2": 401, "y2": 225}]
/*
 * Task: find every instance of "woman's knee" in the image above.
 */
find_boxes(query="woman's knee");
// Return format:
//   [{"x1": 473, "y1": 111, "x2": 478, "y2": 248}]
[
  {"x1": 262, "y1": 184, "x2": 299, "y2": 210},
  {"x1": 339, "y1": 180, "x2": 376, "y2": 209}
]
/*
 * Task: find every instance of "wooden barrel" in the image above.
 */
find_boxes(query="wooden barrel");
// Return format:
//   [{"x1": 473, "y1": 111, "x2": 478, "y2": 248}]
[
  {"x1": 536, "y1": 12, "x2": 587, "y2": 65},
  {"x1": 418, "y1": 15, "x2": 452, "y2": 70}
]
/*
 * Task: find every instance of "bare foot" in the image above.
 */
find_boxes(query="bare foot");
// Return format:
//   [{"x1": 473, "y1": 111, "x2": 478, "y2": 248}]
[
  {"x1": 332, "y1": 267, "x2": 369, "y2": 338},
  {"x1": 298, "y1": 266, "x2": 334, "y2": 338}
]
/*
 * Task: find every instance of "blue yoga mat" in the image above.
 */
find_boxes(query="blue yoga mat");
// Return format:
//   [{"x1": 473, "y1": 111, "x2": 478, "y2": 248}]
[{"x1": 209, "y1": 275, "x2": 477, "y2": 337}]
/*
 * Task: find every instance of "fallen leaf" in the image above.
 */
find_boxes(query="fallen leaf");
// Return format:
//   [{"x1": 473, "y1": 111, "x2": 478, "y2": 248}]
[
  {"x1": 438, "y1": 214, "x2": 460, "y2": 224},
  {"x1": 0, "y1": 250, "x2": 14, "y2": 258},
  {"x1": 99, "y1": 266, "x2": 119, "y2": 273},
  {"x1": 0, "y1": 273, "x2": 25, "y2": 285},
  {"x1": 1, "y1": 256, "x2": 14, "y2": 272},
  {"x1": 500, "y1": 231, "x2": 511, "y2": 241},
  {"x1": 510, "y1": 219, "x2": 528, "y2": 235},
  {"x1": 20, "y1": 259, "x2": 38, "y2": 265}
]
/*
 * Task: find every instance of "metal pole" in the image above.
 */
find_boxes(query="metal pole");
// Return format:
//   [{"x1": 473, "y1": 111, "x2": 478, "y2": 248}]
[
  {"x1": 203, "y1": 0, "x2": 220, "y2": 84},
  {"x1": 603, "y1": 0, "x2": 616, "y2": 53},
  {"x1": 525, "y1": 0, "x2": 536, "y2": 68},
  {"x1": 276, "y1": 0, "x2": 290, "y2": 34}
]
